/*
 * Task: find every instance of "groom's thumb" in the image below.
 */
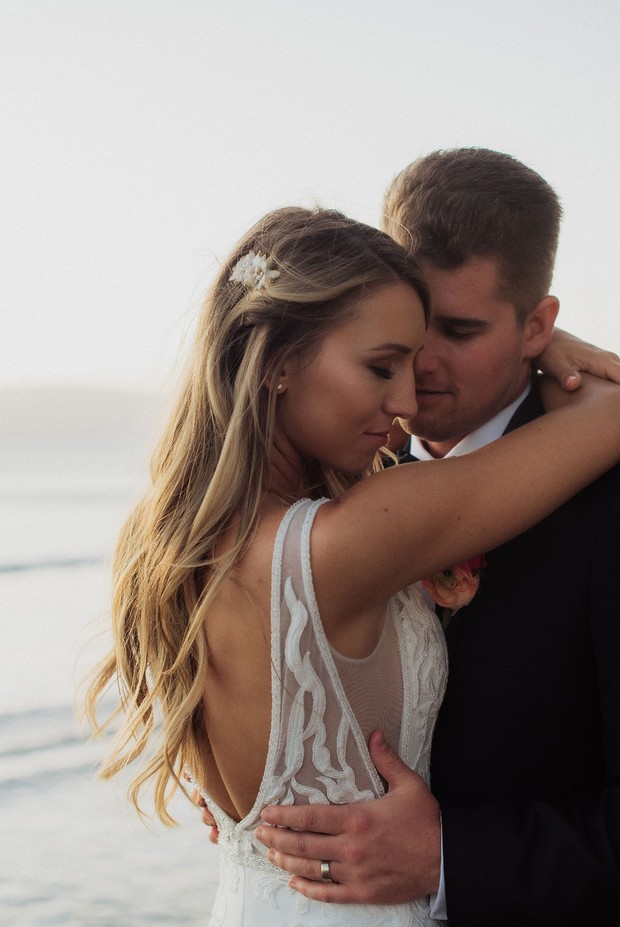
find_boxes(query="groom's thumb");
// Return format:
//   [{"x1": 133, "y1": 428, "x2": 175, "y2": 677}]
[{"x1": 369, "y1": 729, "x2": 411, "y2": 790}]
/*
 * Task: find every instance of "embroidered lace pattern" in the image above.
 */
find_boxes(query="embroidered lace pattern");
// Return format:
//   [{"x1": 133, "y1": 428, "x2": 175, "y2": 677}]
[{"x1": 199, "y1": 498, "x2": 448, "y2": 926}]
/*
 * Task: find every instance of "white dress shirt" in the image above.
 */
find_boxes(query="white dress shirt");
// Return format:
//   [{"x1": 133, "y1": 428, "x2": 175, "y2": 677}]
[{"x1": 408, "y1": 387, "x2": 530, "y2": 462}]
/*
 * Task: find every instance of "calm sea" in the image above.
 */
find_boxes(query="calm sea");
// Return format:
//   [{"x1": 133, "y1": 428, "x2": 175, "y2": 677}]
[{"x1": 0, "y1": 420, "x2": 220, "y2": 925}]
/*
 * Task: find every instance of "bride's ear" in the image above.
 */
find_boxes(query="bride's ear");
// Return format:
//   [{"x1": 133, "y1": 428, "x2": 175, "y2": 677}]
[{"x1": 264, "y1": 365, "x2": 288, "y2": 395}]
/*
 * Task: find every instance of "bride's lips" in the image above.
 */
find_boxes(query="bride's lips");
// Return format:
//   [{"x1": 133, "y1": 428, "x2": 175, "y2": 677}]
[{"x1": 364, "y1": 432, "x2": 390, "y2": 447}]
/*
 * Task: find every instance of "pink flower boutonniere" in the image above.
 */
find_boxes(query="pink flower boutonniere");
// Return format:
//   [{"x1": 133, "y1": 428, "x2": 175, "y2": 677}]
[{"x1": 422, "y1": 555, "x2": 487, "y2": 622}]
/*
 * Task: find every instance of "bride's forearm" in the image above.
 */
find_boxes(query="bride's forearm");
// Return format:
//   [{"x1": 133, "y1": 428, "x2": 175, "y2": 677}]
[{"x1": 329, "y1": 374, "x2": 620, "y2": 606}]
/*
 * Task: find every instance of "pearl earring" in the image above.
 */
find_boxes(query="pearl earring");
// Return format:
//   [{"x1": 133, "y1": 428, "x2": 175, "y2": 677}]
[{"x1": 276, "y1": 383, "x2": 284, "y2": 393}]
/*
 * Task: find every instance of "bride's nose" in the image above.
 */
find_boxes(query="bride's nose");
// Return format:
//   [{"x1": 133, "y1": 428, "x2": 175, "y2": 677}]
[{"x1": 385, "y1": 375, "x2": 418, "y2": 420}]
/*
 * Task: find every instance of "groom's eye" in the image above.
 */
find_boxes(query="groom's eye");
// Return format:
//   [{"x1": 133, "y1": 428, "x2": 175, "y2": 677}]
[
  {"x1": 440, "y1": 322, "x2": 484, "y2": 341},
  {"x1": 447, "y1": 330, "x2": 477, "y2": 341}
]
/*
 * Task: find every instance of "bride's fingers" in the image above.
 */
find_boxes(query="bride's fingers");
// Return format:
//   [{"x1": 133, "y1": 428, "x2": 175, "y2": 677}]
[
  {"x1": 536, "y1": 327, "x2": 620, "y2": 390},
  {"x1": 549, "y1": 346, "x2": 620, "y2": 389},
  {"x1": 559, "y1": 352, "x2": 620, "y2": 389}
]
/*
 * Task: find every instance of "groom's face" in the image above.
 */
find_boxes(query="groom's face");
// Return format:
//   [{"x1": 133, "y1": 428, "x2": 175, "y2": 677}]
[{"x1": 405, "y1": 257, "x2": 535, "y2": 457}]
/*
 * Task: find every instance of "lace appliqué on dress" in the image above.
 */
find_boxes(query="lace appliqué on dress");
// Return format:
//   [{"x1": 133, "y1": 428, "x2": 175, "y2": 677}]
[{"x1": 279, "y1": 577, "x2": 376, "y2": 806}]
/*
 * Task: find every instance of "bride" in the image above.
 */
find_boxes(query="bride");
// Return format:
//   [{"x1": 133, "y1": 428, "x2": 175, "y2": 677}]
[{"x1": 87, "y1": 206, "x2": 620, "y2": 926}]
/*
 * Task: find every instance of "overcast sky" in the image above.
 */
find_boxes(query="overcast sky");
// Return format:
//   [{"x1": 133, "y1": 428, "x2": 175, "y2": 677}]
[{"x1": 2, "y1": 0, "x2": 619, "y2": 393}]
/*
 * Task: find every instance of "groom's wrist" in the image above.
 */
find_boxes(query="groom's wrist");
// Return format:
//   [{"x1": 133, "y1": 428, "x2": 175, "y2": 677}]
[{"x1": 429, "y1": 815, "x2": 448, "y2": 918}]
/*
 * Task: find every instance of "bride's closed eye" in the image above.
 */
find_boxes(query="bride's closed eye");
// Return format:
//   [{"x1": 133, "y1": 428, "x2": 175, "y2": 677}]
[{"x1": 369, "y1": 366, "x2": 394, "y2": 380}]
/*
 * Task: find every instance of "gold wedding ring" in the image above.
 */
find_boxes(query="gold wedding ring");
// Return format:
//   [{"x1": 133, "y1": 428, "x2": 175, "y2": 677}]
[{"x1": 320, "y1": 860, "x2": 333, "y2": 882}]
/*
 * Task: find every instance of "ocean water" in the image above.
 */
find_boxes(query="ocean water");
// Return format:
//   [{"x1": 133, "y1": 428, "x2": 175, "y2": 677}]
[{"x1": 0, "y1": 426, "x2": 220, "y2": 925}]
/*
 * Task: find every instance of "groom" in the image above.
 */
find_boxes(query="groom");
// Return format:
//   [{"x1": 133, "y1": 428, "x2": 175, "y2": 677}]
[{"x1": 256, "y1": 149, "x2": 620, "y2": 924}]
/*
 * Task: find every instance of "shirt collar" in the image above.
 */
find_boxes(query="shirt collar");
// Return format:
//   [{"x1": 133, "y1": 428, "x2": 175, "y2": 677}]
[{"x1": 407, "y1": 385, "x2": 531, "y2": 460}]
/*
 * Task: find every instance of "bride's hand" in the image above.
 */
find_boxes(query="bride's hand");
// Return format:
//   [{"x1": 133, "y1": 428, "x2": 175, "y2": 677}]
[
  {"x1": 540, "y1": 370, "x2": 620, "y2": 414},
  {"x1": 537, "y1": 328, "x2": 620, "y2": 390}
]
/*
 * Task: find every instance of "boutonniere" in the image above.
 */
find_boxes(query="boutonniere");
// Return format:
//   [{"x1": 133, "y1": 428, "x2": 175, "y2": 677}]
[{"x1": 422, "y1": 555, "x2": 487, "y2": 627}]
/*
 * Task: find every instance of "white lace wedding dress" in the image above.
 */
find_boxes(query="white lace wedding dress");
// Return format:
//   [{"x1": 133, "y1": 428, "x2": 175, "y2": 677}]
[{"x1": 198, "y1": 498, "x2": 448, "y2": 926}]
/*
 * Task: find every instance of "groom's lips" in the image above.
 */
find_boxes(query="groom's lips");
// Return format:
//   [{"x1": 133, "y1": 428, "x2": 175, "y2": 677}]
[{"x1": 416, "y1": 387, "x2": 451, "y2": 403}]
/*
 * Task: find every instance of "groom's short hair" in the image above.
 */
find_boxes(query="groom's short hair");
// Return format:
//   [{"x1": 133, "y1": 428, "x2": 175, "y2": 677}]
[{"x1": 382, "y1": 148, "x2": 562, "y2": 322}]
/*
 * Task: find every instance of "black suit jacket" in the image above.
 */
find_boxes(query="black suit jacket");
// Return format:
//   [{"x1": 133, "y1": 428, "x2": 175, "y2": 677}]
[{"x1": 419, "y1": 387, "x2": 620, "y2": 925}]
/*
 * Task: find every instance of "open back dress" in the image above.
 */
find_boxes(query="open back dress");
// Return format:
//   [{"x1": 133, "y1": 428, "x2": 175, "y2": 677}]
[{"x1": 197, "y1": 498, "x2": 448, "y2": 927}]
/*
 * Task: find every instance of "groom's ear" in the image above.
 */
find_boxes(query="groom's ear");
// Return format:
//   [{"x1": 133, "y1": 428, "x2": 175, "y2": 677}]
[{"x1": 522, "y1": 295, "x2": 560, "y2": 360}]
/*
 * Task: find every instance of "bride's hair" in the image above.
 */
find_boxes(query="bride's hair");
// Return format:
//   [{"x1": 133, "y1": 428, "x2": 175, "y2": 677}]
[{"x1": 84, "y1": 205, "x2": 428, "y2": 823}]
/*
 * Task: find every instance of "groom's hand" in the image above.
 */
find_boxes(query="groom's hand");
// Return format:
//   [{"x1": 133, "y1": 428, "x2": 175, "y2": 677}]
[
  {"x1": 191, "y1": 789, "x2": 219, "y2": 844},
  {"x1": 255, "y1": 730, "x2": 441, "y2": 905}
]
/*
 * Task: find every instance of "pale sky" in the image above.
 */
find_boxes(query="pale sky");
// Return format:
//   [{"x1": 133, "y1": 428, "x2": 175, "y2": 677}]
[{"x1": 2, "y1": 0, "x2": 619, "y2": 393}]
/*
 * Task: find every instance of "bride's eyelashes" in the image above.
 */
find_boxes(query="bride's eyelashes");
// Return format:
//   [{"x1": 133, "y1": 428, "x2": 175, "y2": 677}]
[{"x1": 369, "y1": 366, "x2": 394, "y2": 380}]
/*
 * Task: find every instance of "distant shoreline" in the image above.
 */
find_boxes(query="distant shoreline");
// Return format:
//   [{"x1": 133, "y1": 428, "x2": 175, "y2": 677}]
[{"x1": 0, "y1": 385, "x2": 166, "y2": 440}]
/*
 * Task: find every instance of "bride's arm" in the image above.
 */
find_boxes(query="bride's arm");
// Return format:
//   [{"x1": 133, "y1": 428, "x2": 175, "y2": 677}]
[
  {"x1": 312, "y1": 375, "x2": 620, "y2": 631},
  {"x1": 536, "y1": 327, "x2": 620, "y2": 390}
]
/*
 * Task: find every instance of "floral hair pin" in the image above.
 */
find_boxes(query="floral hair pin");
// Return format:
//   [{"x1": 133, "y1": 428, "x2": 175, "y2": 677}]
[{"x1": 229, "y1": 251, "x2": 280, "y2": 291}]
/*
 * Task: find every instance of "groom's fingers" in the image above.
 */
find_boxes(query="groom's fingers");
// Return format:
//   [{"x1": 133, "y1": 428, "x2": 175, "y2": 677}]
[
  {"x1": 260, "y1": 843, "x2": 343, "y2": 884},
  {"x1": 257, "y1": 746, "x2": 441, "y2": 906},
  {"x1": 260, "y1": 801, "x2": 349, "y2": 835},
  {"x1": 255, "y1": 823, "x2": 343, "y2": 867},
  {"x1": 285, "y1": 874, "x2": 364, "y2": 904},
  {"x1": 255, "y1": 825, "x2": 365, "y2": 903},
  {"x1": 255, "y1": 834, "x2": 384, "y2": 904}
]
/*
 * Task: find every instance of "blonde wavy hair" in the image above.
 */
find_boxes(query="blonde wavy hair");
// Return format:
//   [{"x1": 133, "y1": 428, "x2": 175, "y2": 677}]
[{"x1": 85, "y1": 206, "x2": 428, "y2": 823}]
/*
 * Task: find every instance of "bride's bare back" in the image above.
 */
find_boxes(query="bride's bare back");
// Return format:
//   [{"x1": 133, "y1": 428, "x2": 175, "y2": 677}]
[
  {"x1": 201, "y1": 503, "x2": 282, "y2": 820},
  {"x1": 201, "y1": 496, "x2": 392, "y2": 820}
]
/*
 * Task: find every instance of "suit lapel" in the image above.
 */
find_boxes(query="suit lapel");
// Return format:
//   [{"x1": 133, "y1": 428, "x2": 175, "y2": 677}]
[{"x1": 502, "y1": 381, "x2": 543, "y2": 434}]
